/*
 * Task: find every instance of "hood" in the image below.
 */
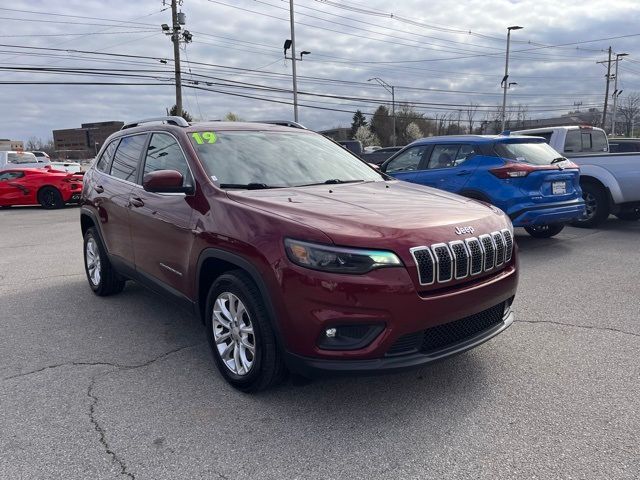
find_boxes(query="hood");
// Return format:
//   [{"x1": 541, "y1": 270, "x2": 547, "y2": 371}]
[{"x1": 227, "y1": 180, "x2": 510, "y2": 249}]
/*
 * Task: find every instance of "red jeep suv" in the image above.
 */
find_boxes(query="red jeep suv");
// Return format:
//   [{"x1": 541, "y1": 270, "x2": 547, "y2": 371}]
[{"x1": 80, "y1": 117, "x2": 518, "y2": 392}]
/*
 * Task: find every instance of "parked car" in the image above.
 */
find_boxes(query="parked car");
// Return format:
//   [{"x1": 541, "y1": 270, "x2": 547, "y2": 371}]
[
  {"x1": 515, "y1": 126, "x2": 640, "y2": 225},
  {"x1": 49, "y1": 161, "x2": 83, "y2": 174},
  {"x1": 0, "y1": 168, "x2": 83, "y2": 208},
  {"x1": 607, "y1": 138, "x2": 640, "y2": 153},
  {"x1": 337, "y1": 140, "x2": 363, "y2": 156},
  {"x1": 0, "y1": 151, "x2": 50, "y2": 171},
  {"x1": 80, "y1": 117, "x2": 518, "y2": 392},
  {"x1": 30, "y1": 151, "x2": 51, "y2": 161},
  {"x1": 381, "y1": 135, "x2": 585, "y2": 238},
  {"x1": 362, "y1": 146, "x2": 403, "y2": 165}
]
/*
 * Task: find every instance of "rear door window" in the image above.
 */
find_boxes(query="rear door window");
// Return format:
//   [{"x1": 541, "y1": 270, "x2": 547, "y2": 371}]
[
  {"x1": 143, "y1": 133, "x2": 193, "y2": 187},
  {"x1": 95, "y1": 140, "x2": 119, "y2": 173},
  {"x1": 110, "y1": 134, "x2": 147, "y2": 183},
  {"x1": 385, "y1": 145, "x2": 428, "y2": 173},
  {"x1": 427, "y1": 144, "x2": 464, "y2": 169}
]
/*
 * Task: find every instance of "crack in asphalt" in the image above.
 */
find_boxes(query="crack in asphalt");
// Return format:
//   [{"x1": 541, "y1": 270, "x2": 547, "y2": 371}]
[
  {"x1": 2, "y1": 343, "x2": 204, "y2": 381},
  {"x1": 88, "y1": 374, "x2": 135, "y2": 480},
  {"x1": 516, "y1": 319, "x2": 640, "y2": 338},
  {"x1": 83, "y1": 342, "x2": 204, "y2": 480}
]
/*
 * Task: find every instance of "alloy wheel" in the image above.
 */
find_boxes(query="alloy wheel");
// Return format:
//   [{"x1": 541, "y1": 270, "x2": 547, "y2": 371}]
[
  {"x1": 85, "y1": 237, "x2": 101, "y2": 286},
  {"x1": 583, "y1": 192, "x2": 597, "y2": 220},
  {"x1": 212, "y1": 292, "x2": 256, "y2": 376}
]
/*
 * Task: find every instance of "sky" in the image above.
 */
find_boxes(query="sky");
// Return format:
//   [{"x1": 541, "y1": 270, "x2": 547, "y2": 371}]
[{"x1": 2, "y1": 0, "x2": 640, "y2": 142}]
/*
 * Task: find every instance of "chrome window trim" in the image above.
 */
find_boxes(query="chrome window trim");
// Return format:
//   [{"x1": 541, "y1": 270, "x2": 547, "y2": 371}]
[
  {"x1": 465, "y1": 237, "x2": 484, "y2": 276},
  {"x1": 478, "y1": 234, "x2": 496, "y2": 272},
  {"x1": 449, "y1": 240, "x2": 469, "y2": 280},
  {"x1": 96, "y1": 130, "x2": 195, "y2": 192},
  {"x1": 409, "y1": 246, "x2": 435, "y2": 286},
  {"x1": 431, "y1": 243, "x2": 453, "y2": 283}
]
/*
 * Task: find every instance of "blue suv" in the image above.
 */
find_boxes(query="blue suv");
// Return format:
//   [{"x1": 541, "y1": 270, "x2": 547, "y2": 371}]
[{"x1": 381, "y1": 135, "x2": 585, "y2": 238}]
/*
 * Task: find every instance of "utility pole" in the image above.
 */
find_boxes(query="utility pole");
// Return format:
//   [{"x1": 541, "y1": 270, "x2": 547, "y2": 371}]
[
  {"x1": 611, "y1": 53, "x2": 629, "y2": 135},
  {"x1": 501, "y1": 26, "x2": 523, "y2": 132},
  {"x1": 289, "y1": 0, "x2": 299, "y2": 122},
  {"x1": 283, "y1": 1, "x2": 310, "y2": 122},
  {"x1": 162, "y1": 0, "x2": 192, "y2": 117},
  {"x1": 368, "y1": 77, "x2": 396, "y2": 146},
  {"x1": 599, "y1": 47, "x2": 612, "y2": 129}
]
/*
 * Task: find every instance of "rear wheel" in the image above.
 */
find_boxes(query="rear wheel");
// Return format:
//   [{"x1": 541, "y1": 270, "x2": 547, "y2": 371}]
[
  {"x1": 571, "y1": 182, "x2": 609, "y2": 228},
  {"x1": 38, "y1": 186, "x2": 64, "y2": 209},
  {"x1": 205, "y1": 270, "x2": 286, "y2": 392},
  {"x1": 524, "y1": 224, "x2": 565, "y2": 238},
  {"x1": 615, "y1": 209, "x2": 640, "y2": 221},
  {"x1": 83, "y1": 228, "x2": 125, "y2": 296}
]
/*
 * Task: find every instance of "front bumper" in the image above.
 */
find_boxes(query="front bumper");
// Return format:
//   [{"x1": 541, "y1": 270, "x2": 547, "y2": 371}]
[
  {"x1": 284, "y1": 306, "x2": 514, "y2": 377},
  {"x1": 510, "y1": 199, "x2": 585, "y2": 227}
]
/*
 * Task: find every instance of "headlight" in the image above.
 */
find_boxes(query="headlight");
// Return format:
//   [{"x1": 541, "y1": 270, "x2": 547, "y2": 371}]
[{"x1": 284, "y1": 239, "x2": 402, "y2": 274}]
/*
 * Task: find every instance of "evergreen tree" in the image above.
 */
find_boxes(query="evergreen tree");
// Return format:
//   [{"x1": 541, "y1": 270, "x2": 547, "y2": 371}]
[{"x1": 350, "y1": 110, "x2": 367, "y2": 137}]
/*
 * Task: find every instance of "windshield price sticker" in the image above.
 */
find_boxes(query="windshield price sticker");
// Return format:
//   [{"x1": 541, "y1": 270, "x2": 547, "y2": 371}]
[{"x1": 192, "y1": 132, "x2": 217, "y2": 144}]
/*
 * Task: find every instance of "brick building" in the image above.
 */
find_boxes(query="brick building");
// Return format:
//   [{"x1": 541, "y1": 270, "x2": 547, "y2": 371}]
[{"x1": 53, "y1": 121, "x2": 124, "y2": 159}]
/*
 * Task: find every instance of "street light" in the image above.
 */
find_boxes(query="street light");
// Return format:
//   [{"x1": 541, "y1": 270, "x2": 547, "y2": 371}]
[
  {"x1": 611, "y1": 52, "x2": 629, "y2": 135},
  {"x1": 368, "y1": 77, "x2": 396, "y2": 146},
  {"x1": 501, "y1": 25, "x2": 523, "y2": 132}
]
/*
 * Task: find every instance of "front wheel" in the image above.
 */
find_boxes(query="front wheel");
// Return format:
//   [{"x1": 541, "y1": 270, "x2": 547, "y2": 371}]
[
  {"x1": 524, "y1": 224, "x2": 565, "y2": 238},
  {"x1": 205, "y1": 271, "x2": 286, "y2": 392}
]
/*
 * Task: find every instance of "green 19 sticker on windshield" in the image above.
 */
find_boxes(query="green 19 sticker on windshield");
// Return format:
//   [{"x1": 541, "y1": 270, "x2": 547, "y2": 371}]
[{"x1": 192, "y1": 131, "x2": 217, "y2": 144}]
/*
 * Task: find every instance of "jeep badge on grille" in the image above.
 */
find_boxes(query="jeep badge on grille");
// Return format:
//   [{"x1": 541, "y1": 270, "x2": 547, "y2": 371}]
[{"x1": 455, "y1": 226, "x2": 474, "y2": 235}]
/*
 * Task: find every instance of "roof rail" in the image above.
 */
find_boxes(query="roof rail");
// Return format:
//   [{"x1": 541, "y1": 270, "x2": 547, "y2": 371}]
[
  {"x1": 253, "y1": 120, "x2": 308, "y2": 130},
  {"x1": 121, "y1": 116, "x2": 189, "y2": 130}
]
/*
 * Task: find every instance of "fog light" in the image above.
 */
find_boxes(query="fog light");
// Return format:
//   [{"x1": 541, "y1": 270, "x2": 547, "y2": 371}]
[
  {"x1": 325, "y1": 328, "x2": 337, "y2": 338},
  {"x1": 317, "y1": 324, "x2": 385, "y2": 351}
]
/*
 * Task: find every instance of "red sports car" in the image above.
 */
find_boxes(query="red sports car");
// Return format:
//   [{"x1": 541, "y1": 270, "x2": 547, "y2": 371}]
[{"x1": 0, "y1": 167, "x2": 84, "y2": 209}]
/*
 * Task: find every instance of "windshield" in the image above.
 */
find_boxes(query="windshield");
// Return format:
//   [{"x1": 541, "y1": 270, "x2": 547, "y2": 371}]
[
  {"x1": 7, "y1": 152, "x2": 37, "y2": 164},
  {"x1": 494, "y1": 141, "x2": 563, "y2": 165},
  {"x1": 189, "y1": 130, "x2": 383, "y2": 188}
]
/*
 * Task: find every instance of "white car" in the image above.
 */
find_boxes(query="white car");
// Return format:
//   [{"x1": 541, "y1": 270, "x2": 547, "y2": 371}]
[
  {"x1": 49, "y1": 161, "x2": 83, "y2": 174},
  {"x1": 0, "y1": 151, "x2": 50, "y2": 171}
]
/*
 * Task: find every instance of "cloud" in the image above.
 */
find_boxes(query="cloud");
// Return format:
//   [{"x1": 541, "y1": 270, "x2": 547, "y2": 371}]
[{"x1": 2, "y1": 0, "x2": 640, "y2": 141}]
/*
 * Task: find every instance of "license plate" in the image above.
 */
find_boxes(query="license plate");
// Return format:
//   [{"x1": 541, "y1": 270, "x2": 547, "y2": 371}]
[{"x1": 552, "y1": 181, "x2": 566, "y2": 195}]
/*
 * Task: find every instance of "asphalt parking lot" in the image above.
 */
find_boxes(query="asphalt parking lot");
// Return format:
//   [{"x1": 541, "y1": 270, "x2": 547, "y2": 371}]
[{"x1": 0, "y1": 207, "x2": 638, "y2": 479}]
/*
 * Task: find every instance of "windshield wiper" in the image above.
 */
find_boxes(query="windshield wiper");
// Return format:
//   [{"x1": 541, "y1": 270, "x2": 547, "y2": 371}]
[
  {"x1": 551, "y1": 157, "x2": 567, "y2": 164},
  {"x1": 219, "y1": 183, "x2": 281, "y2": 190},
  {"x1": 296, "y1": 179, "x2": 365, "y2": 187}
]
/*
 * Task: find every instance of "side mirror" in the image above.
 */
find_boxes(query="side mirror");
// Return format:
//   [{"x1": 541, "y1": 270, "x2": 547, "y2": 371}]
[{"x1": 143, "y1": 170, "x2": 192, "y2": 194}]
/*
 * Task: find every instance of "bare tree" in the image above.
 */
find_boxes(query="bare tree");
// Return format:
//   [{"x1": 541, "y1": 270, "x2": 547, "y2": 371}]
[
  {"x1": 26, "y1": 136, "x2": 39, "y2": 150},
  {"x1": 465, "y1": 102, "x2": 479, "y2": 134},
  {"x1": 515, "y1": 104, "x2": 529, "y2": 129},
  {"x1": 617, "y1": 92, "x2": 640, "y2": 136}
]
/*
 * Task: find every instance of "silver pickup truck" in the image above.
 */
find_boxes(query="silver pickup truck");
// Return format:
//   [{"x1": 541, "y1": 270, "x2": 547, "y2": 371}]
[{"x1": 515, "y1": 126, "x2": 640, "y2": 227}]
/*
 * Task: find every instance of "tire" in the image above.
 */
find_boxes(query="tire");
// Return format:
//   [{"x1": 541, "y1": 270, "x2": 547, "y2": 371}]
[
  {"x1": 205, "y1": 270, "x2": 286, "y2": 392},
  {"x1": 615, "y1": 209, "x2": 640, "y2": 221},
  {"x1": 83, "y1": 228, "x2": 125, "y2": 296},
  {"x1": 524, "y1": 224, "x2": 565, "y2": 238},
  {"x1": 571, "y1": 182, "x2": 609, "y2": 228},
  {"x1": 37, "y1": 186, "x2": 64, "y2": 209}
]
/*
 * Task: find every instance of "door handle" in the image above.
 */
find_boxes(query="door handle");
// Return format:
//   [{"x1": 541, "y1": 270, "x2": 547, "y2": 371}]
[
  {"x1": 94, "y1": 185, "x2": 104, "y2": 193},
  {"x1": 129, "y1": 197, "x2": 144, "y2": 208},
  {"x1": 456, "y1": 170, "x2": 472, "y2": 176}
]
